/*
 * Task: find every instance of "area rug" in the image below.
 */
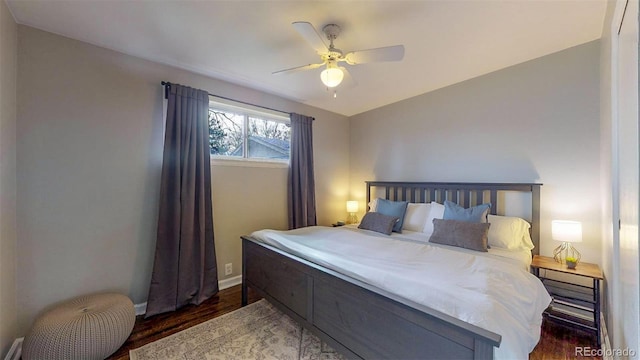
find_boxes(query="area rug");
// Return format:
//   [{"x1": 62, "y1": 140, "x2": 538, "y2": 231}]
[{"x1": 129, "y1": 299, "x2": 344, "y2": 360}]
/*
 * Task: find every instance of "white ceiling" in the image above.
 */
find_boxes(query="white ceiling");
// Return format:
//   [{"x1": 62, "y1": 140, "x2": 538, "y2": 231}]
[{"x1": 6, "y1": 0, "x2": 606, "y2": 117}]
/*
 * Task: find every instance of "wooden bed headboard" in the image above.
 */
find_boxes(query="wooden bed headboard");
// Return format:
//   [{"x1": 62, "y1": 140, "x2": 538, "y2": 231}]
[{"x1": 365, "y1": 181, "x2": 542, "y2": 256}]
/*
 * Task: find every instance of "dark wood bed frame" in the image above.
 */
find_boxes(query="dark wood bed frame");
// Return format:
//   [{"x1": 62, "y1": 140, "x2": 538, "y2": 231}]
[{"x1": 241, "y1": 181, "x2": 542, "y2": 359}]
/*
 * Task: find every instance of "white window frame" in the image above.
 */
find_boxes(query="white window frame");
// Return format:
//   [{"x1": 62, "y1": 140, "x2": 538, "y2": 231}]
[{"x1": 208, "y1": 99, "x2": 290, "y2": 168}]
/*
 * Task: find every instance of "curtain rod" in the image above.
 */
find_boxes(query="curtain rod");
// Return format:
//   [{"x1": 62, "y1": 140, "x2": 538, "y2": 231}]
[{"x1": 161, "y1": 81, "x2": 314, "y2": 120}]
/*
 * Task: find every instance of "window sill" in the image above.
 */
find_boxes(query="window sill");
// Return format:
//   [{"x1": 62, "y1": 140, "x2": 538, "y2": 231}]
[{"x1": 210, "y1": 157, "x2": 289, "y2": 169}]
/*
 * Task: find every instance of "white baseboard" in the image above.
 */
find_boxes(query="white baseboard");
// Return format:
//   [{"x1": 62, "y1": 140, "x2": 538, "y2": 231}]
[
  {"x1": 133, "y1": 275, "x2": 243, "y2": 316},
  {"x1": 3, "y1": 337, "x2": 22, "y2": 360},
  {"x1": 134, "y1": 302, "x2": 147, "y2": 316},
  {"x1": 218, "y1": 274, "x2": 242, "y2": 290}
]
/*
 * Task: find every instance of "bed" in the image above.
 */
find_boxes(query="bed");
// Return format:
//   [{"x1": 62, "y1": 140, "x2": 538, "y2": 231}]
[{"x1": 241, "y1": 181, "x2": 549, "y2": 359}]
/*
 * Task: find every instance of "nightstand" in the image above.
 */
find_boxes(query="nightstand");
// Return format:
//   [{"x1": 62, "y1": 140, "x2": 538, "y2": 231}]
[{"x1": 531, "y1": 255, "x2": 603, "y2": 346}]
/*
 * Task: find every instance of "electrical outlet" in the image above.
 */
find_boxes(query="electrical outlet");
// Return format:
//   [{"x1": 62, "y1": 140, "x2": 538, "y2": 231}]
[{"x1": 225, "y1": 263, "x2": 232, "y2": 276}]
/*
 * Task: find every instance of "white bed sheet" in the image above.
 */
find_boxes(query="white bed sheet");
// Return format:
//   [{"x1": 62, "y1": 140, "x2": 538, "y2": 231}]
[{"x1": 251, "y1": 226, "x2": 551, "y2": 360}]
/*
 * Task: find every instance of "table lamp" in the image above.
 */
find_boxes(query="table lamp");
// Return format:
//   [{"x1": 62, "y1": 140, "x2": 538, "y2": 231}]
[
  {"x1": 346, "y1": 201, "x2": 359, "y2": 224},
  {"x1": 552, "y1": 220, "x2": 582, "y2": 266}
]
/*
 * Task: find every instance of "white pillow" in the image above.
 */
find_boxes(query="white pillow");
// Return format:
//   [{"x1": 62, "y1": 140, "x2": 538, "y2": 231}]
[
  {"x1": 402, "y1": 203, "x2": 431, "y2": 232},
  {"x1": 423, "y1": 201, "x2": 445, "y2": 235},
  {"x1": 368, "y1": 198, "x2": 379, "y2": 212},
  {"x1": 487, "y1": 215, "x2": 534, "y2": 250}
]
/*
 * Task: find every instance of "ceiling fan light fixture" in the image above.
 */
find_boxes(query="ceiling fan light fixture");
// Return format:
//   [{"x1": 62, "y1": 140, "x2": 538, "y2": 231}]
[{"x1": 320, "y1": 67, "x2": 344, "y2": 88}]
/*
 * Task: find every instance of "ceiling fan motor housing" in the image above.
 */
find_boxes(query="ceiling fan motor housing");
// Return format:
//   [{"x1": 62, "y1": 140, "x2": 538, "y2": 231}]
[{"x1": 322, "y1": 49, "x2": 343, "y2": 62}]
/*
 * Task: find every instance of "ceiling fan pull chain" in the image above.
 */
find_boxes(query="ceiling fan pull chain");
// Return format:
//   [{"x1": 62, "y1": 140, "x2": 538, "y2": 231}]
[{"x1": 324, "y1": 86, "x2": 338, "y2": 98}]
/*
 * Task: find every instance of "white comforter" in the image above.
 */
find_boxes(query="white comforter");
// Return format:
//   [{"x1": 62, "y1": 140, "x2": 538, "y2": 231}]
[{"x1": 251, "y1": 226, "x2": 551, "y2": 360}]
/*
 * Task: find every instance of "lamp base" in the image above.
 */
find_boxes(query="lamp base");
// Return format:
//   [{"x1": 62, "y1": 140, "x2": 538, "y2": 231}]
[
  {"x1": 347, "y1": 213, "x2": 358, "y2": 225},
  {"x1": 553, "y1": 242, "x2": 582, "y2": 265}
]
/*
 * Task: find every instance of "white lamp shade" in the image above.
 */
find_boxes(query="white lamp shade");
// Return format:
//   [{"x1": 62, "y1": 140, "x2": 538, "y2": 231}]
[
  {"x1": 320, "y1": 67, "x2": 344, "y2": 88},
  {"x1": 346, "y1": 201, "x2": 359, "y2": 213},
  {"x1": 552, "y1": 220, "x2": 583, "y2": 243}
]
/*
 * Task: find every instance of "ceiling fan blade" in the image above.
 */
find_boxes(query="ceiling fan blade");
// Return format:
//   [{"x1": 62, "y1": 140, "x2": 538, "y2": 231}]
[
  {"x1": 272, "y1": 62, "x2": 325, "y2": 75},
  {"x1": 292, "y1": 21, "x2": 328, "y2": 54},
  {"x1": 339, "y1": 66, "x2": 357, "y2": 88},
  {"x1": 344, "y1": 45, "x2": 405, "y2": 65}
]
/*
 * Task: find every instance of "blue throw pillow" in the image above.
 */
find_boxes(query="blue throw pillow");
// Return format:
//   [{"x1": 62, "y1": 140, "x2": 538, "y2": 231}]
[
  {"x1": 376, "y1": 199, "x2": 409, "y2": 232},
  {"x1": 443, "y1": 200, "x2": 491, "y2": 223}
]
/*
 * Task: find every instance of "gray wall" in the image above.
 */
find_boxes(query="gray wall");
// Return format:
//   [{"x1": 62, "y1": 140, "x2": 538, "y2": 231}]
[
  {"x1": 349, "y1": 41, "x2": 601, "y2": 263},
  {"x1": 0, "y1": 0, "x2": 18, "y2": 355},
  {"x1": 16, "y1": 26, "x2": 349, "y2": 334}
]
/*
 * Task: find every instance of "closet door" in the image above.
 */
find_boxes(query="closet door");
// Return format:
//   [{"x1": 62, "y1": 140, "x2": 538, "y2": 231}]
[{"x1": 616, "y1": 0, "x2": 639, "y2": 355}]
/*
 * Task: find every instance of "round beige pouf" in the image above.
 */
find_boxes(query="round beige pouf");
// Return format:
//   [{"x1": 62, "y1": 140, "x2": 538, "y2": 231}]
[{"x1": 22, "y1": 292, "x2": 136, "y2": 360}]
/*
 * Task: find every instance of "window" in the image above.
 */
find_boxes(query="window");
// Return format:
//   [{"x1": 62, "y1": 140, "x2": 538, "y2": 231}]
[{"x1": 208, "y1": 101, "x2": 290, "y2": 162}]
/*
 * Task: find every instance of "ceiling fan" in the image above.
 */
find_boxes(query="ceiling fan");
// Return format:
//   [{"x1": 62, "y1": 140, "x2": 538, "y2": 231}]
[{"x1": 273, "y1": 22, "x2": 405, "y2": 89}]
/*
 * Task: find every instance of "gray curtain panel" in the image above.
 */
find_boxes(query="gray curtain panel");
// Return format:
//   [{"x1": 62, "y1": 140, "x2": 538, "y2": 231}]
[
  {"x1": 146, "y1": 84, "x2": 219, "y2": 317},
  {"x1": 288, "y1": 113, "x2": 317, "y2": 229}
]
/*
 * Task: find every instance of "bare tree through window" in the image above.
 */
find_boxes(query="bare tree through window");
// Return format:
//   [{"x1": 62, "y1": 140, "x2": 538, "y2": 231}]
[{"x1": 209, "y1": 107, "x2": 290, "y2": 160}]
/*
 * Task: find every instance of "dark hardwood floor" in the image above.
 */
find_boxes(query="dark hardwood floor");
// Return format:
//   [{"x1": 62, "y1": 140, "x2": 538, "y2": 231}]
[
  {"x1": 107, "y1": 285, "x2": 600, "y2": 360},
  {"x1": 531, "y1": 318, "x2": 601, "y2": 360}
]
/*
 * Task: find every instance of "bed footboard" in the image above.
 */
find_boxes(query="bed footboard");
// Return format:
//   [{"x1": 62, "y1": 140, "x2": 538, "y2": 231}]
[{"x1": 241, "y1": 236, "x2": 501, "y2": 360}]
